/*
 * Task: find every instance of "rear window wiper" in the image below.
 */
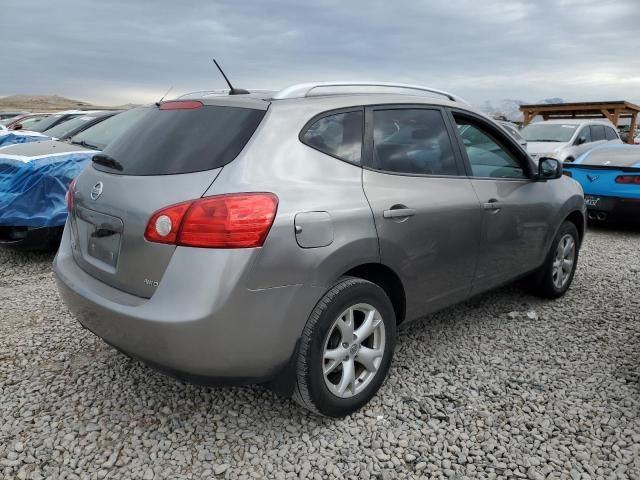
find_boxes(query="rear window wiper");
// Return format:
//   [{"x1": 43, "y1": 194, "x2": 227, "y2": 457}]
[
  {"x1": 92, "y1": 153, "x2": 123, "y2": 171},
  {"x1": 71, "y1": 139, "x2": 101, "y2": 150}
]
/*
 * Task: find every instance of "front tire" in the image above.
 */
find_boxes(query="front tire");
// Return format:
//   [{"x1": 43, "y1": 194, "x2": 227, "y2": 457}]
[
  {"x1": 528, "y1": 221, "x2": 580, "y2": 299},
  {"x1": 293, "y1": 277, "x2": 396, "y2": 417}
]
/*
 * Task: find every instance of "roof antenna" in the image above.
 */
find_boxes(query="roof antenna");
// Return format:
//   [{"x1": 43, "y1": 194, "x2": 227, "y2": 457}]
[
  {"x1": 212, "y1": 58, "x2": 249, "y2": 95},
  {"x1": 155, "y1": 85, "x2": 173, "y2": 106}
]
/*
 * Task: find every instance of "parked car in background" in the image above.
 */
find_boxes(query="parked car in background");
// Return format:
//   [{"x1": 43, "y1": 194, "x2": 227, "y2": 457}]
[
  {"x1": 14, "y1": 111, "x2": 94, "y2": 133},
  {"x1": 0, "y1": 129, "x2": 50, "y2": 148},
  {"x1": 522, "y1": 119, "x2": 621, "y2": 163},
  {"x1": 497, "y1": 120, "x2": 526, "y2": 149},
  {"x1": 0, "y1": 112, "x2": 28, "y2": 124},
  {"x1": 0, "y1": 108, "x2": 145, "y2": 249},
  {"x1": 43, "y1": 111, "x2": 122, "y2": 141},
  {"x1": 55, "y1": 82, "x2": 586, "y2": 417},
  {"x1": 4, "y1": 113, "x2": 51, "y2": 130},
  {"x1": 563, "y1": 144, "x2": 640, "y2": 224}
]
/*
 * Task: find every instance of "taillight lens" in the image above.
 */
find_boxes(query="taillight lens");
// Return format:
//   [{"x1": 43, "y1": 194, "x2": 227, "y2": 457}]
[
  {"x1": 145, "y1": 193, "x2": 279, "y2": 248},
  {"x1": 615, "y1": 175, "x2": 640, "y2": 184},
  {"x1": 66, "y1": 178, "x2": 77, "y2": 212}
]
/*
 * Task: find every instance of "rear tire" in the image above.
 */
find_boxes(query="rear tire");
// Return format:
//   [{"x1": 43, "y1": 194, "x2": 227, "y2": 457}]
[
  {"x1": 293, "y1": 277, "x2": 396, "y2": 417},
  {"x1": 526, "y1": 221, "x2": 579, "y2": 299}
]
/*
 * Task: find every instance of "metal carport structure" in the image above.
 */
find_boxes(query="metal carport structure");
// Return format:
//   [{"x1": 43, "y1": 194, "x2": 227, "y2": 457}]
[{"x1": 519, "y1": 101, "x2": 640, "y2": 144}]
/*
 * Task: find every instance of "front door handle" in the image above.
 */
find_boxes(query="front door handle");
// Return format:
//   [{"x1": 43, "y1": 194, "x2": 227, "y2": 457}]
[{"x1": 383, "y1": 208, "x2": 416, "y2": 219}]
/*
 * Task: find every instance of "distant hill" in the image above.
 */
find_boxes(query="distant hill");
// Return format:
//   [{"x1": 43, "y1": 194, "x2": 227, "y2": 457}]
[
  {"x1": 0, "y1": 95, "x2": 124, "y2": 112},
  {"x1": 480, "y1": 97, "x2": 565, "y2": 122}
]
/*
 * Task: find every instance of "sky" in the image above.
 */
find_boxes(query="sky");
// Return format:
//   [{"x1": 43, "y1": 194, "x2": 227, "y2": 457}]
[{"x1": 2, "y1": 0, "x2": 639, "y2": 107}]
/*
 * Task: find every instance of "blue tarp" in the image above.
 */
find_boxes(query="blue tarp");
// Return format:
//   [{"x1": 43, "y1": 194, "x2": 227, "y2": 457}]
[
  {"x1": 0, "y1": 150, "x2": 97, "y2": 228},
  {"x1": 0, "y1": 131, "x2": 50, "y2": 148}
]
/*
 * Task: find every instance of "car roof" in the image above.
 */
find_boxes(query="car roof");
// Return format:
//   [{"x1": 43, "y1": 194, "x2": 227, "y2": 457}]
[
  {"x1": 53, "y1": 110, "x2": 105, "y2": 115},
  {"x1": 177, "y1": 82, "x2": 474, "y2": 113},
  {"x1": 78, "y1": 110, "x2": 122, "y2": 118},
  {"x1": 531, "y1": 118, "x2": 615, "y2": 126}
]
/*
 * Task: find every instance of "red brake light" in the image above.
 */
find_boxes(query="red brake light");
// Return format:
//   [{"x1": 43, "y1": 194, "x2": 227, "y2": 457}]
[
  {"x1": 66, "y1": 178, "x2": 77, "y2": 212},
  {"x1": 159, "y1": 100, "x2": 203, "y2": 110},
  {"x1": 615, "y1": 175, "x2": 640, "y2": 184},
  {"x1": 145, "y1": 193, "x2": 279, "y2": 248}
]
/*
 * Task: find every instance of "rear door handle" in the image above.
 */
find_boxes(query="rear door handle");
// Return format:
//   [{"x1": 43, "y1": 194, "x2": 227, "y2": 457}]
[
  {"x1": 482, "y1": 200, "x2": 503, "y2": 211},
  {"x1": 383, "y1": 208, "x2": 416, "y2": 219}
]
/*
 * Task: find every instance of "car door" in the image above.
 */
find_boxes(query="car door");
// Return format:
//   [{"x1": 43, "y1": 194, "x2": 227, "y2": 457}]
[
  {"x1": 361, "y1": 105, "x2": 483, "y2": 320},
  {"x1": 589, "y1": 124, "x2": 608, "y2": 149},
  {"x1": 448, "y1": 109, "x2": 556, "y2": 294},
  {"x1": 572, "y1": 125, "x2": 594, "y2": 157}
]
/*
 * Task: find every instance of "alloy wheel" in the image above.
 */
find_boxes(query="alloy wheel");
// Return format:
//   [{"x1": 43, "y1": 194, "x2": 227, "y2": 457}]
[
  {"x1": 322, "y1": 303, "x2": 386, "y2": 398},
  {"x1": 552, "y1": 233, "x2": 576, "y2": 289}
]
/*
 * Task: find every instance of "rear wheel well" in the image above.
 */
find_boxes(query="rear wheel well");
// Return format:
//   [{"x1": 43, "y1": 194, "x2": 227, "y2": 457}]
[
  {"x1": 565, "y1": 210, "x2": 585, "y2": 245},
  {"x1": 342, "y1": 263, "x2": 406, "y2": 324}
]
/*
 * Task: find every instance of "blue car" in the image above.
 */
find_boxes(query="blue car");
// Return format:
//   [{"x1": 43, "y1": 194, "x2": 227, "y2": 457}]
[
  {"x1": 563, "y1": 144, "x2": 640, "y2": 223},
  {"x1": 0, "y1": 108, "x2": 146, "y2": 249},
  {"x1": 0, "y1": 128, "x2": 50, "y2": 148}
]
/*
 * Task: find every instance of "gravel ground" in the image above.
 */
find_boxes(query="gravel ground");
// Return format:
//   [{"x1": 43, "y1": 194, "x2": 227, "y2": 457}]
[{"x1": 1, "y1": 225, "x2": 639, "y2": 480}]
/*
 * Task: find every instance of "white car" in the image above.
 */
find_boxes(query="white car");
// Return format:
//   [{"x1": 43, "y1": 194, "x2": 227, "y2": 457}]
[{"x1": 521, "y1": 119, "x2": 621, "y2": 163}]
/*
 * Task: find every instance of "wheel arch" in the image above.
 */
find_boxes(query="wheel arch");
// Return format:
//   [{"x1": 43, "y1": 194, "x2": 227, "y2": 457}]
[
  {"x1": 339, "y1": 263, "x2": 407, "y2": 325},
  {"x1": 564, "y1": 209, "x2": 585, "y2": 246}
]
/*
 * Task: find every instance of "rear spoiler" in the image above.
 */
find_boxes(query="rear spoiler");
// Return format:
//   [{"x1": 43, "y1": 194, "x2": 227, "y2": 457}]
[{"x1": 563, "y1": 163, "x2": 640, "y2": 173}]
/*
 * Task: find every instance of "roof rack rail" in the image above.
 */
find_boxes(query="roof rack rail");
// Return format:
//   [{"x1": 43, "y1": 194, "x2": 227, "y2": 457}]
[
  {"x1": 272, "y1": 81, "x2": 468, "y2": 103},
  {"x1": 177, "y1": 89, "x2": 275, "y2": 100}
]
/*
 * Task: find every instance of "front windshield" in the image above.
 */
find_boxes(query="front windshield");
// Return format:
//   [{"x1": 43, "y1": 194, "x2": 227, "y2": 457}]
[
  {"x1": 70, "y1": 108, "x2": 149, "y2": 150},
  {"x1": 521, "y1": 123, "x2": 578, "y2": 142},
  {"x1": 44, "y1": 114, "x2": 99, "y2": 139}
]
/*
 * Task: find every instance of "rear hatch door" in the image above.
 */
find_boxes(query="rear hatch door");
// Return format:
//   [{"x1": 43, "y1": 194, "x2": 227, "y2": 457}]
[{"x1": 69, "y1": 100, "x2": 267, "y2": 298}]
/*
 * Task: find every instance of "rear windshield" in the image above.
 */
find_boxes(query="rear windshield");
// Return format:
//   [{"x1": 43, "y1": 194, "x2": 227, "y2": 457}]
[
  {"x1": 44, "y1": 114, "x2": 99, "y2": 139},
  {"x1": 582, "y1": 147, "x2": 640, "y2": 167},
  {"x1": 30, "y1": 114, "x2": 77, "y2": 132},
  {"x1": 71, "y1": 108, "x2": 146, "y2": 151},
  {"x1": 97, "y1": 104, "x2": 266, "y2": 175}
]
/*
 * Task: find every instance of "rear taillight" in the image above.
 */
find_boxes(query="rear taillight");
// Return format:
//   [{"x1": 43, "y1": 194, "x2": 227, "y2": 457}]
[
  {"x1": 562, "y1": 171, "x2": 573, "y2": 177},
  {"x1": 615, "y1": 175, "x2": 640, "y2": 184},
  {"x1": 145, "y1": 193, "x2": 279, "y2": 248},
  {"x1": 66, "y1": 178, "x2": 77, "y2": 212}
]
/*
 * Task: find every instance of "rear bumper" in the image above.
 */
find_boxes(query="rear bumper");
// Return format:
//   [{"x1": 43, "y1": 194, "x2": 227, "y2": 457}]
[
  {"x1": 584, "y1": 194, "x2": 640, "y2": 223},
  {"x1": 53, "y1": 226, "x2": 320, "y2": 383}
]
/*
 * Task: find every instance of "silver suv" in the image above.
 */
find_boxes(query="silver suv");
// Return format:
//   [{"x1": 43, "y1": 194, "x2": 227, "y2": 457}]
[
  {"x1": 521, "y1": 119, "x2": 621, "y2": 163},
  {"x1": 55, "y1": 82, "x2": 586, "y2": 417}
]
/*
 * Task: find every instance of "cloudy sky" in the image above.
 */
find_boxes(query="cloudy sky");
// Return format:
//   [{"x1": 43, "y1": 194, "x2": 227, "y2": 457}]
[{"x1": 2, "y1": 0, "x2": 639, "y2": 107}]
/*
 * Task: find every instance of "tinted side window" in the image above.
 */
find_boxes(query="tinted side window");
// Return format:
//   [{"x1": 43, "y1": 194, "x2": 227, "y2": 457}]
[
  {"x1": 302, "y1": 111, "x2": 363, "y2": 163},
  {"x1": 590, "y1": 125, "x2": 606, "y2": 141},
  {"x1": 371, "y1": 109, "x2": 458, "y2": 175},
  {"x1": 605, "y1": 126, "x2": 618, "y2": 140},
  {"x1": 577, "y1": 126, "x2": 591, "y2": 143},
  {"x1": 453, "y1": 115, "x2": 526, "y2": 179}
]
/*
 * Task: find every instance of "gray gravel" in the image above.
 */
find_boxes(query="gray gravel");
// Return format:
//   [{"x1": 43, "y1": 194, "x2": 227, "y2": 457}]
[{"x1": 1, "y1": 225, "x2": 639, "y2": 480}]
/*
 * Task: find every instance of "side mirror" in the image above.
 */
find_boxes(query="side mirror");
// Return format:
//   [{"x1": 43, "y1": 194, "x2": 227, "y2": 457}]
[
  {"x1": 538, "y1": 157, "x2": 562, "y2": 180},
  {"x1": 575, "y1": 136, "x2": 587, "y2": 145}
]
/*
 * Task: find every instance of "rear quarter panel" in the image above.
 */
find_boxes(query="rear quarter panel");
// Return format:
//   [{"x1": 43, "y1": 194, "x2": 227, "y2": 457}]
[{"x1": 203, "y1": 102, "x2": 380, "y2": 291}]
